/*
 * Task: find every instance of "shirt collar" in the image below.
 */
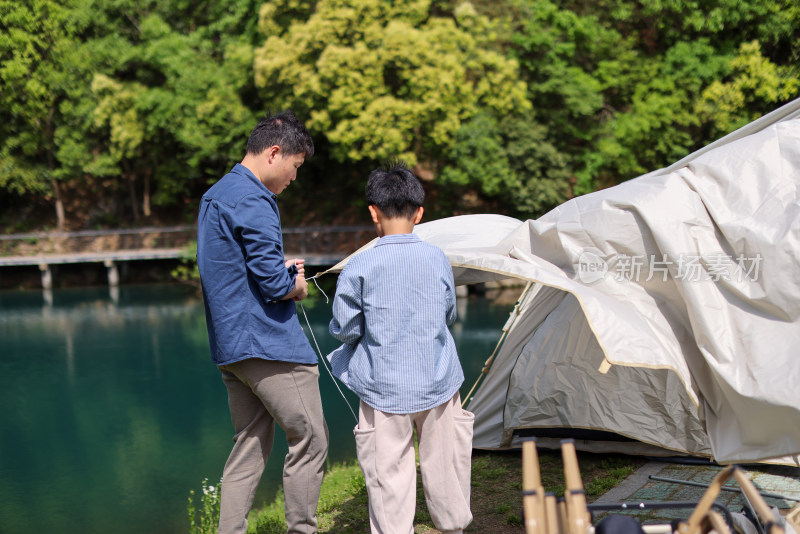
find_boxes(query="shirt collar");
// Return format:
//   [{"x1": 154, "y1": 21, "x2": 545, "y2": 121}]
[
  {"x1": 231, "y1": 163, "x2": 277, "y2": 200},
  {"x1": 375, "y1": 233, "x2": 420, "y2": 246}
]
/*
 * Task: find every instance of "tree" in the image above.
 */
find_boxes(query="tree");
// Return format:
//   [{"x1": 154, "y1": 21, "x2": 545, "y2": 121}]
[
  {"x1": 67, "y1": 0, "x2": 260, "y2": 225},
  {"x1": 588, "y1": 39, "x2": 731, "y2": 184},
  {"x1": 507, "y1": 0, "x2": 799, "y2": 193},
  {"x1": 697, "y1": 40, "x2": 800, "y2": 137},
  {"x1": 1, "y1": 0, "x2": 262, "y2": 229},
  {"x1": 0, "y1": 0, "x2": 91, "y2": 229},
  {"x1": 506, "y1": 0, "x2": 642, "y2": 194},
  {"x1": 438, "y1": 113, "x2": 571, "y2": 218},
  {"x1": 252, "y1": 0, "x2": 529, "y2": 184}
]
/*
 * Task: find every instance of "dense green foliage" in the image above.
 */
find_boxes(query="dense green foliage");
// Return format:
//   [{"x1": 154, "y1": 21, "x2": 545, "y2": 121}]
[{"x1": 1, "y1": 0, "x2": 798, "y2": 230}]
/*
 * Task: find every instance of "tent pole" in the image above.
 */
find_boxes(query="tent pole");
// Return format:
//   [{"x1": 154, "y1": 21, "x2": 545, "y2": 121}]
[
  {"x1": 463, "y1": 281, "x2": 533, "y2": 408},
  {"x1": 462, "y1": 330, "x2": 508, "y2": 408}
]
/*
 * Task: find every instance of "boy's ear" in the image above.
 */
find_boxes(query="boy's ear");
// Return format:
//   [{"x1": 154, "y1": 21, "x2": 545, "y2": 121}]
[
  {"x1": 413, "y1": 206, "x2": 424, "y2": 224},
  {"x1": 367, "y1": 205, "x2": 381, "y2": 224}
]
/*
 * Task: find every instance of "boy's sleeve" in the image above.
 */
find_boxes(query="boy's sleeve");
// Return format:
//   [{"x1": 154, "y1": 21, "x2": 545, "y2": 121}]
[{"x1": 329, "y1": 266, "x2": 364, "y2": 344}]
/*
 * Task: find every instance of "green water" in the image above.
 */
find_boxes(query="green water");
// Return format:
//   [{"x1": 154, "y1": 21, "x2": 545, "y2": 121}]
[{"x1": 0, "y1": 283, "x2": 513, "y2": 534}]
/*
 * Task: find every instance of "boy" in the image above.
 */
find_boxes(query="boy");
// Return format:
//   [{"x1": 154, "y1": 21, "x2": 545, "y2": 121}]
[{"x1": 327, "y1": 162, "x2": 474, "y2": 534}]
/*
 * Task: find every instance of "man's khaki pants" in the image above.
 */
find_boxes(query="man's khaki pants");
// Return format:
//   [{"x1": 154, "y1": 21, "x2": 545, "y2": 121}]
[
  {"x1": 355, "y1": 393, "x2": 474, "y2": 534},
  {"x1": 217, "y1": 359, "x2": 329, "y2": 534}
]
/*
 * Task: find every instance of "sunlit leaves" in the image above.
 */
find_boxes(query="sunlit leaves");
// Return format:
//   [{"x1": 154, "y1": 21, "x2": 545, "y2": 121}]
[
  {"x1": 254, "y1": 0, "x2": 529, "y2": 168},
  {"x1": 697, "y1": 41, "x2": 800, "y2": 135},
  {"x1": 508, "y1": 0, "x2": 799, "y2": 194},
  {"x1": 0, "y1": 0, "x2": 87, "y2": 199}
]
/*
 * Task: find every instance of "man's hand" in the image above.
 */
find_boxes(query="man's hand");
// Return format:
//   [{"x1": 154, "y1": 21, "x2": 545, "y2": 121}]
[
  {"x1": 283, "y1": 258, "x2": 308, "y2": 301},
  {"x1": 285, "y1": 258, "x2": 305, "y2": 278},
  {"x1": 287, "y1": 275, "x2": 309, "y2": 301}
]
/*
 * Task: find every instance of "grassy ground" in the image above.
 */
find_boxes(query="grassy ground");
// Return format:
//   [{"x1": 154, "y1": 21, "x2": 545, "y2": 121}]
[{"x1": 246, "y1": 448, "x2": 646, "y2": 533}]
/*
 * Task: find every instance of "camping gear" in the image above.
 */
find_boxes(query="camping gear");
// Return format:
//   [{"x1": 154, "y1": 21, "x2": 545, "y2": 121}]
[
  {"x1": 521, "y1": 440, "x2": 787, "y2": 534},
  {"x1": 673, "y1": 466, "x2": 786, "y2": 534},
  {"x1": 321, "y1": 97, "x2": 800, "y2": 465},
  {"x1": 647, "y1": 476, "x2": 800, "y2": 504}
]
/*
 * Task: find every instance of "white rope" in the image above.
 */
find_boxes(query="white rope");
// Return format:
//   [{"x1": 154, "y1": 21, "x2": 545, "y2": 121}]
[
  {"x1": 299, "y1": 282, "x2": 357, "y2": 424},
  {"x1": 307, "y1": 274, "x2": 329, "y2": 303}
]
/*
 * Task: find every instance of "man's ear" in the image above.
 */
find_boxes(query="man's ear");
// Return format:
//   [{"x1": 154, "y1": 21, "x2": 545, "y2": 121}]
[
  {"x1": 367, "y1": 205, "x2": 381, "y2": 224},
  {"x1": 413, "y1": 206, "x2": 424, "y2": 224},
  {"x1": 265, "y1": 145, "x2": 281, "y2": 163}
]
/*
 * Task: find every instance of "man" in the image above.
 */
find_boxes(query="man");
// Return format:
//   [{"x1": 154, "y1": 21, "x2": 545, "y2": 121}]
[{"x1": 197, "y1": 110, "x2": 328, "y2": 534}]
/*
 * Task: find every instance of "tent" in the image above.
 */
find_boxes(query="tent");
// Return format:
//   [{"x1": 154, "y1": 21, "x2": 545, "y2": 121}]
[{"x1": 323, "y1": 98, "x2": 800, "y2": 465}]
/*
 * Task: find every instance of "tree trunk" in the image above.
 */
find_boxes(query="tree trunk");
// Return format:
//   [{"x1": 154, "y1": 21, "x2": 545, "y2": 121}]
[
  {"x1": 52, "y1": 178, "x2": 65, "y2": 231},
  {"x1": 143, "y1": 169, "x2": 151, "y2": 218},
  {"x1": 124, "y1": 161, "x2": 140, "y2": 223},
  {"x1": 46, "y1": 111, "x2": 65, "y2": 231}
]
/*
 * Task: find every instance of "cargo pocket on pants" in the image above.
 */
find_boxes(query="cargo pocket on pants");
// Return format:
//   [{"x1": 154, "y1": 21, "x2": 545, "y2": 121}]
[
  {"x1": 354, "y1": 424, "x2": 381, "y2": 525},
  {"x1": 453, "y1": 409, "x2": 475, "y2": 506}
]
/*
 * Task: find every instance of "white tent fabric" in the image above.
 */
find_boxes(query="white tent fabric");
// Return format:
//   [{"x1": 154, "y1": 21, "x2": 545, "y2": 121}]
[{"x1": 323, "y1": 98, "x2": 800, "y2": 464}]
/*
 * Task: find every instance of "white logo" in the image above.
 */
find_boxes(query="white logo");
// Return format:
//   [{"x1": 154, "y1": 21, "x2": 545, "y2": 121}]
[{"x1": 576, "y1": 250, "x2": 608, "y2": 284}]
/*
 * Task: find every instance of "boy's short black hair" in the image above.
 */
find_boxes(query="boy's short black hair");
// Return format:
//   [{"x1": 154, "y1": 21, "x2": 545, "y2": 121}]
[
  {"x1": 246, "y1": 110, "x2": 314, "y2": 158},
  {"x1": 365, "y1": 161, "x2": 425, "y2": 219}
]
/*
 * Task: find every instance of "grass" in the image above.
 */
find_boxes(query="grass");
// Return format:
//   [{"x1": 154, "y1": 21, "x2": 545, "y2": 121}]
[
  {"x1": 247, "y1": 461, "x2": 370, "y2": 533},
  {"x1": 245, "y1": 447, "x2": 645, "y2": 533}
]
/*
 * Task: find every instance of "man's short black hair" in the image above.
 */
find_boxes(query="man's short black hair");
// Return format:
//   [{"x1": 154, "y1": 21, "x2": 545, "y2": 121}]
[
  {"x1": 365, "y1": 161, "x2": 425, "y2": 219},
  {"x1": 246, "y1": 110, "x2": 314, "y2": 158}
]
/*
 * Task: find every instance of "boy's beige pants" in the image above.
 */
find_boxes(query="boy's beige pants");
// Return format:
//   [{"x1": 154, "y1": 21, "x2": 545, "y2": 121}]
[{"x1": 355, "y1": 393, "x2": 474, "y2": 534}]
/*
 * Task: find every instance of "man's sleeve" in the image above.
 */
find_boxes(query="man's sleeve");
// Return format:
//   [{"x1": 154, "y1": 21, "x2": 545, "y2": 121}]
[
  {"x1": 235, "y1": 194, "x2": 295, "y2": 301},
  {"x1": 329, "y1": 266, "x2": 364, "y2": 344}
]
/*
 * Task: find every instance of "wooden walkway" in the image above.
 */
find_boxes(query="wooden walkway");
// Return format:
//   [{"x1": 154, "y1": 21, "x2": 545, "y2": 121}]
[
  {"x1": 0, "y1": 225, "x2": 373, "y2": 288},
  {"x1": 0, "y1": 248, "x2": 185, "y2": 266}
]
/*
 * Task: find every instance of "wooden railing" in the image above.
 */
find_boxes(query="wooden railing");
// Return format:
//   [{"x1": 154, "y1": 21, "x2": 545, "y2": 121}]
[
  {"x1": 0, "y1": 225, "x2": 375, "y2": 287},
  {"x1": 0, "y1": 225, "x2": 197, "y2": 258},
  {"x1": 0, "y1": 225, "x2": 374, "y2": 260}
]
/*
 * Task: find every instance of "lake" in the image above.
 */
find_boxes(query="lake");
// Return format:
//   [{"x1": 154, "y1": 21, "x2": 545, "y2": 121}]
[{"x1": 0, "y1": 282, "x2": 519, "y2": 533}]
